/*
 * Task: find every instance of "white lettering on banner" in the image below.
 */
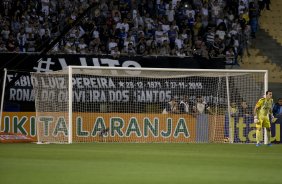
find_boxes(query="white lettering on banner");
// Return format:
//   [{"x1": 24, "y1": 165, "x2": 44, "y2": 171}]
[
  {"x1": 33, "y1": 57, "x2": 141, "y2": 72},
  {"x1": 134, "y1": 90, "x2": 171, "y2": 102},
  {"x1": 6, "y1": 70, "x2": 227, "y2": 104},
  {"x1": 108, "y1": 90, "x2": 129, "y2": 102},
  {"x1": 74, "y1": 78, "x2": 84, "y2": 88},
  {"x1": 74, "y1": 91, "x2": 86, "y2": 102},
  {"x1": 36, "y1": 90, "x2": 131, "y2": 102},
  {"x1": 9, "y1": 88, "x2": 34, "y2": 101},
  {"x1": 35, "y1": 116, "x2": 190, "y2": 138},
  {"x1": 33, "y1": 58, "x2": 55, "y2": 72},
  {"x1": 2, "y1": 114, "x2": 281, "y2": 142},
  {"x1": 100, "y1": 58, "x2": 120, "y2": 68},
  {"x1": 7, "y1": 74, "x2": 33, "y2": 87},
  {"x1": 58, "y1": 91, "x2": 67, "y2": 102},
  {"x1": 89, "y1": 90, "x2": 106, "y2": 102},
  {"x1": 41, "y1": 77, "x2": 67, "y2": 89},
  {"x1": 36, "y1": 77, "x2": 116, "y2": 89},
  {"x1": 72, "y1": 77, "x2": 116, "y2": 89},
  {"x1": 35, "y1": 89, "x2": 171, "y2": 103}
]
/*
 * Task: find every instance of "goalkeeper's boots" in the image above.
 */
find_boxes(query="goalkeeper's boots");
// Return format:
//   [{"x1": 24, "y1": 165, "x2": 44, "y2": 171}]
[
  {"x1": 256, "y1": 143, "x2": 261, "y2": 147},
  {"x1": 267, "y1": 143, "x2": 272, "y2": 147}
]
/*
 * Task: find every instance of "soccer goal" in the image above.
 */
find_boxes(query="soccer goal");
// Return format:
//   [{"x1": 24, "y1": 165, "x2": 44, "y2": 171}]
[{"x1": 30, "y1": 66, "x2": 268, "y2": 144}]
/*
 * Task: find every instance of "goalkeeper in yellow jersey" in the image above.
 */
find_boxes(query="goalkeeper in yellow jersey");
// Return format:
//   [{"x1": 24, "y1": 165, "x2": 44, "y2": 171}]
[{"x1": 253, "y1": 90, "x2": 274, "y2": 146}]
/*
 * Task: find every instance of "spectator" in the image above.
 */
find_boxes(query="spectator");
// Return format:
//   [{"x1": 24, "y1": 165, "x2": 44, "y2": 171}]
[
  {"x1": 108, "y1": 37, "x2": 118, "y2": 52},
  {"x1": 77, "y1": 38, "x2": 88, "y2": 54},
  {"x1": 92, "y1": 26, "x2": 100, "y2": 39},
  {"x1": 185, "y1": 4, "x2": 195, "y2": 20},
  {"x1": 1, "y1": 25, "x2": 10, "y2": 41},
  {"x1": 193, "y1": 16, "x2": 203, "y2": 38},
  {"x1": 110, "y1": 46, "x2": 120, "y2": 59},
  {"x1": 175, "y1": 34, "x2": 183, "y2": 51},
  {"x1": 179, "y1": 95, "x2": 191, "y2": 114},
  {"x1": 159, "y1": 39, "x2": 170, "y2": 56},
  {"x1": 238, "y1": 100, "x2": 252, "y2": 117},
  {"x1": 133, "y1": 11, "x2": 144, "y2": 29},
  {"x1": 230, "y1": 102, "x2": 238, "y2": 117},
  {"x1": 0, "y1": 41, "x2": 8, "y2": 52},
  {"x1": 210, "y1": 35, "x2": 225, "y2": 57},
  {"x1": 238, "y1": 1, "x2": 247, "y2": 15},
  {"x1": 162, "y1": 96, "x2": 179, "y2": 114},
  {"x1": 187, "y1": 12, "x2": 195, "y2": 32},
  {"x1": 167, "y1": 25, "x2": 178, "y2": 49},
  {"x1": 174, "y1": 1, "x2": 186, "y2": 27},
  {"x1": 215, "y1": 24, "x2": 227, "y2": 41},
  {"x1": 64, "y1": 37, "x2": 75, "y2": 53},
  {"x1": 273, "y1": 98, "x2": 282, "y2": 118},
  {"x1": 157, "y1": 0, "x2": 166, "y2": 16},
  {"x1": 136, "y1": 36, "x2": 147, "y2": 55},
  {"x1": 16, "y1": 28, "x2": 27, "y2": 52},
  {"x1": 204, "y1": 27, "x2": 215, "y2": 49},
  {"x1": 154, "y1": 24, "x2": 164, "y2": 47},
  {"x1": 237, "y1": 26, "x2": 251, "y2": 63},
  {"x1": 201, "y1": 2, "x2": 209, "y2": 29},
  {"x1": 225, "y1": 46, "x2": 235, "y2": 64},
  {"x1": 122, "y1": 42, "x2": 136, "y2": 56},
  {"x1": 6, "y1": 35, "x2": 17, "y2": 52},
  {"x1": 210, "y1": 0, "x2": 222, "y2": 24},
  {"x1": 176, "y1": 47, "x2": 186, "y2": 57},
  {"x1": 148, "y1": 39, "x2": 159, "y2": 55},
  {"x1": 192, "y1": 95, "x2": 212, "y2": 115},
  {"x1": 249, "y1": 2, "x2": 259, "y2": 39},
  {"x1": 193, "y1": 35, "x2": 205, "y2": 55},
  {"x1": 166, "y1": 2, "x2": 175, "y2": 24}
]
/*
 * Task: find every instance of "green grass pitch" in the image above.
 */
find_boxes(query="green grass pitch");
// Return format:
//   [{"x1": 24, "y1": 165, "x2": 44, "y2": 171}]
[{"x1": 0, "y1": 143, "x2": 282, "y2": 184}]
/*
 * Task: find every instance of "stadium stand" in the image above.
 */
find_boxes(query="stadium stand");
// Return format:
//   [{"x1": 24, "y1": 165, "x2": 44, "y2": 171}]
[
  {"x1": 0, "y1": 0, "x2": 260, "y2": 62},
  {"x1": 238, "y1": 0, "x2": 282, "y2": 97}
]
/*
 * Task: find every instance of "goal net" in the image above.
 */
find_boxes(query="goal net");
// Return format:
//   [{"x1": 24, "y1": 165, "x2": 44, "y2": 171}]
[{"x1": 31, "y1": 67, "x2": 267, "y2": 144}]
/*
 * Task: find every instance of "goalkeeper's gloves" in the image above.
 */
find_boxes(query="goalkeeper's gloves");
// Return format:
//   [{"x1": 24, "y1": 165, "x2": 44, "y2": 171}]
[
  {"x1": 270, "y1": 114, "x2": 277, "y2": 123},
  {"x1": 254, "y1": 116, "x2": 259, "y2": 124}
]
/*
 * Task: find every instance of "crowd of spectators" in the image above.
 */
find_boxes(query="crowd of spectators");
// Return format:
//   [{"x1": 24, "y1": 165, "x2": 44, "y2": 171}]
[{"x1": 0, "y1": 0, "x2": 270, "y2": 63}]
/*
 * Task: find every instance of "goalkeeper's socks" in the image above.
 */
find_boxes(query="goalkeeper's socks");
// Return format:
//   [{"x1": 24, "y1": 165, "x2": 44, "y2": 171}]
[
  {"x1": 255, "y1": 130, "x2": 261, "y2": 143},
  {"x1": 266, "y1": 130, "x2": 271, "y2": 143}
]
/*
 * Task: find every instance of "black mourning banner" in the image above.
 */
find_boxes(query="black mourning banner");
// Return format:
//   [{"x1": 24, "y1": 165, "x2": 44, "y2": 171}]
[{"x1": 0, "y1": 53, "x2": 226, "y2": 111}]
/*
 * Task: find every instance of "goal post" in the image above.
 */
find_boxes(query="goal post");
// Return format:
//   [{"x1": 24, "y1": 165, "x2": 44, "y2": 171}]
[
  {"x1": 31, "y1": 66, "x2": 268, "y2": 144},
  {"x1": 0, "y1": 68, "x2": 8, "y2": 130}
]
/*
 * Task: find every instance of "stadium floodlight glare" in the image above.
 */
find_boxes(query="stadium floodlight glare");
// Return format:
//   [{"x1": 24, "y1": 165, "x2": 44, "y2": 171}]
[{"x1": 31, "y1": 66, "x2": 268, "y2": 144}]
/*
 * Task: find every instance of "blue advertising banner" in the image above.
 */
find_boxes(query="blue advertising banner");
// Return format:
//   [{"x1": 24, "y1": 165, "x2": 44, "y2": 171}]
[
  {"x1": 196, "y1": 114, "x2": 209, "y2": 143},
  {"x1": 225, "y1": 115, "x2": 281, "y2": 143}
]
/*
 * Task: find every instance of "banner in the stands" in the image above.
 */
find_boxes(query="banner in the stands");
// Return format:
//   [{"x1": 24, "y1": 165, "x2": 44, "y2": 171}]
[
  {"x1": 0, "y1": 53, "x2": 225, "y2": 72},
  {"x1": 0, "y1": 53, "x2": 226, "y2": 112}
]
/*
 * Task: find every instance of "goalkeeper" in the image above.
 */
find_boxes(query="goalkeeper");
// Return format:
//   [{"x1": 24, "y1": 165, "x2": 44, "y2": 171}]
[{"x1": 253, "y1": 90, "x2": 274, "y2": 146}]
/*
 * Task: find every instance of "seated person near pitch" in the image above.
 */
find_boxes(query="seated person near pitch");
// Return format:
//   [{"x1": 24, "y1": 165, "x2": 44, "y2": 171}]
[
  {"x1": 192, "y1": 96, "x2": 212, "y2": 115},
  {"x1": 238, "y1": 100, "x2": 253, "y2": 117},
  {"x1": 179, "y1": 95, "x2": 192, "y2": 114},
  {"x1": 162, "y1": 96, "x2": 179, "y2": 114}
]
